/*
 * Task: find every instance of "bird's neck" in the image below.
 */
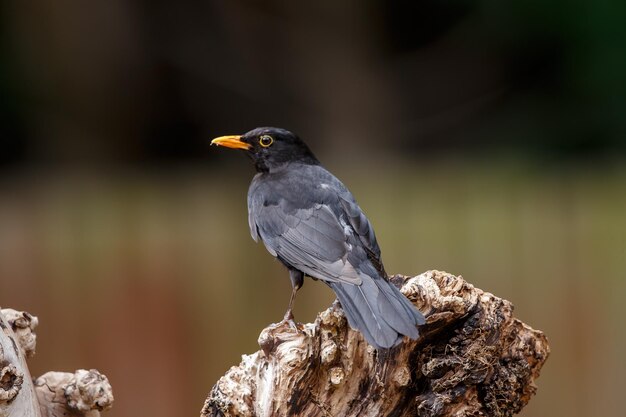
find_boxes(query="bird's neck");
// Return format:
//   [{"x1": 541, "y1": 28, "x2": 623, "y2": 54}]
[{"x1": 255, "y1": 157, "x2": 320, "y2": 174}]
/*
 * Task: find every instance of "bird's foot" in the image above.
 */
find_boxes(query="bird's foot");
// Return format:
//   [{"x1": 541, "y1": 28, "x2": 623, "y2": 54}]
[
  {"x1": 280, "y1": 310, "x2": 300, "y2": 332},
  {"x1": 259, "y1": 314, "x2": 307, "y2": 357}
]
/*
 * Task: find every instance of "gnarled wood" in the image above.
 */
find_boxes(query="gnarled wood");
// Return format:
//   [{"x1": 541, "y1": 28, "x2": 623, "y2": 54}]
[
  {"x1": 202, "y1": 270, "x2": 549, "y2": 417},
  {"x1": 35, "y1": 370, "x2": 114, "y2": 417},
  {"x1": 0, "y1": 308, "x2": 41, "y2": 417},
  {"x1": 0, "y1": 308, "x2": 113, "y2": 417}
]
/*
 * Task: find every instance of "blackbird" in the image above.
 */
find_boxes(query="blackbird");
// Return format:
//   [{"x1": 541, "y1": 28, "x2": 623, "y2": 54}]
[{"x1": 211, "y1": 127, "x2": 425, "y2": 349}]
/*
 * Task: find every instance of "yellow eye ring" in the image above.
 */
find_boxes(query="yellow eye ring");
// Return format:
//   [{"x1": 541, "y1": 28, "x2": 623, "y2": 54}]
[{"x1": 259, "y1": 135, "x2": 274, "y2": 147}]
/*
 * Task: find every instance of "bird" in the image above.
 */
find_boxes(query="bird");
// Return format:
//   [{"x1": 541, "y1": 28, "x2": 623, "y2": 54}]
[{"x1": 211, "y1": 127, "x2": 425, "y2": 349}]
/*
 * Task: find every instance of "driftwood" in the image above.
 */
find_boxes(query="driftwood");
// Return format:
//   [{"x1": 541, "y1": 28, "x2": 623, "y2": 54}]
[
  {"x1": 202, "y1": 270, "x2": 549, "y2": 417},
  {"x1": 0, "y1": 308, "x2": 114, "y2": 417}
]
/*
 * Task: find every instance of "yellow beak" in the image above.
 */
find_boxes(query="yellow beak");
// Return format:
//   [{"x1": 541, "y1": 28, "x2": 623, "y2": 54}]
[{"x1": 210, "y1": 135, "x2": 251, "y2": 150}]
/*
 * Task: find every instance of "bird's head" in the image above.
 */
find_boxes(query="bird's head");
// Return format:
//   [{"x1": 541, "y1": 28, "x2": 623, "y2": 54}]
[{"x1": 211, "y1": 127, "x2": 319, "y2": 172}]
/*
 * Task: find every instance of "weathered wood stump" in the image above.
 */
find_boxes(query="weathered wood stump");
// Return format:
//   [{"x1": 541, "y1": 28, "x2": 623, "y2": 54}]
[
  {"x1": 0, "y1": 308, "x2": 114, "y2": 417},
  {"x1": 202, "y1": 270, "x2": 549, "y2": 417}
]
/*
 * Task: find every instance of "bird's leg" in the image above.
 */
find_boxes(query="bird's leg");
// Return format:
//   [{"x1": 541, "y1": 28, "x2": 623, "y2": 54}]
[{"x1": 282, "y1": 269, "x2": 304, "y2": 330}]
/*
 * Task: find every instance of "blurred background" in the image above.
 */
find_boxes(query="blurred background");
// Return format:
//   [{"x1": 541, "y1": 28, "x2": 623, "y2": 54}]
[{"x1": 1, "y1": 0, "x2": 625, "y2": 416}]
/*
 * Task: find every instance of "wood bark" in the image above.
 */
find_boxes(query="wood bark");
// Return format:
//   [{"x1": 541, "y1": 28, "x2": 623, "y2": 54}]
[
  {"x1": 0, "y1": 308, "x2": 113, "y2": 417},
  {"x1": 202, "y1": 270, "x2": 550, "y2": 417}
]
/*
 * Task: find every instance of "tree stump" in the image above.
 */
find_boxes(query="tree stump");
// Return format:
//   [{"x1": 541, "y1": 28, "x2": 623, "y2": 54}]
[
  {"x1": 0, "y1": 308, "x2": 114, "y2": 417},
  {"x1": 202, "y1": 270, "x2": 549, "y2": 417}
]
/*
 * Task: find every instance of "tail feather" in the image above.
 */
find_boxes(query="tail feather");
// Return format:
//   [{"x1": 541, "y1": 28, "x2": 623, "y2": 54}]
[
  {"x1": 357, "y1": 284, "x2": 399, "y2": 348},
  {"x1": 331, "y1": 283, "x2": 380, "y2": 348},
  {"x1": 329, "y1": 274, "x2": 425, "y2": 349},
  {"x1": 376, "y1": 279, "x2": 421, "y2": 339}
]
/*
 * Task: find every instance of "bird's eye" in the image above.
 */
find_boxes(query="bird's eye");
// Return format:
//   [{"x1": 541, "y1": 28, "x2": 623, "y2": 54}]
[{"x1": 259, "y1": 135, "x2": 274, "y2": 148}]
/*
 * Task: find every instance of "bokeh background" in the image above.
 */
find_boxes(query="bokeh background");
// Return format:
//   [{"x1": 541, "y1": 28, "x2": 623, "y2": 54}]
[{"x1": 1, "y1": 1, "x2": 625, "y2": 416}]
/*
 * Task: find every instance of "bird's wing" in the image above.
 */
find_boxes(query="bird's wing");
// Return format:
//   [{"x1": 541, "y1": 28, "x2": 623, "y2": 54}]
[
  {"x1": 249, "y1": 192, "x2": 363, "y2": 285},
  {"x1": 337, "y1": 194, "x2": 384, "y2": 274}
]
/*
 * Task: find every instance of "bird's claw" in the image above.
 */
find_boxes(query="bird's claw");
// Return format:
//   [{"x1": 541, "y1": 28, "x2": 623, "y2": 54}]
[{"x1": 280, "y1": 311, "x2": 300, "y2": 332}]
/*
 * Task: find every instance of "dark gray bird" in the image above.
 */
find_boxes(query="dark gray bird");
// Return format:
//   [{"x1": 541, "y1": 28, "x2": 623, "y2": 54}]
[{"x1": 211, "y1": 127, "x2": 425, "y2": 349}]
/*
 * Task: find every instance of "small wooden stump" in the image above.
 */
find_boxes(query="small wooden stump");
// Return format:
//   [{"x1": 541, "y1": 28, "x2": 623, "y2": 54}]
[{"x1": 0, "y1": 308, "x2": 113, "y2": 417}]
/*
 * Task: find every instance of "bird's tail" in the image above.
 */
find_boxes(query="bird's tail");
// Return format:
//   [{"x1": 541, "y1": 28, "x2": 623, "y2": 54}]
[{"x1": 329, "y1": 273, "x2": 425, "y2": 349}]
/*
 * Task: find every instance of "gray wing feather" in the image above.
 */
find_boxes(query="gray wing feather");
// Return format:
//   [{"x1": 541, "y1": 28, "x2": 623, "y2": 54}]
[
  {"x1": 250, "y1": 195, "x2": 362, "y2": 285},
  {"x1": 248, "y1": 208, "x2": 260, "y2": 242},
  {"x1": 338, "y1": 195, "x2": 384, "y2": 274}
]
